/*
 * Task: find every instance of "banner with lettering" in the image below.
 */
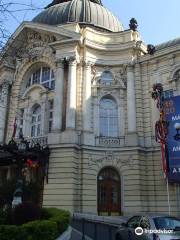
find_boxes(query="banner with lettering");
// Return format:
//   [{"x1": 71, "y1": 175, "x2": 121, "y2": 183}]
[{"x1": 165, "y1": 96, "x2": 180, "y2": 183}]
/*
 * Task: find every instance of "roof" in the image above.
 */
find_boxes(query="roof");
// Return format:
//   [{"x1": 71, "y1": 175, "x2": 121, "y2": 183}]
[
  {"x1": 156, "y1": 37, "x2": 180, "y2": 51},
  {"x1": 33, "y1": 0, "x2": 123, "y2": 32}
]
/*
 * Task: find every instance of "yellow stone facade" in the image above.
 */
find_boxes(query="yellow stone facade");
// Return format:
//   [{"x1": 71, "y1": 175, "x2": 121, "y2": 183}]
[{"x1": 0, "y1": 18, "x2": 180, "y2": 216}]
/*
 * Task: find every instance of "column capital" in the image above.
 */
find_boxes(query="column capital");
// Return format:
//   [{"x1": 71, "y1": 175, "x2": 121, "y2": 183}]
[
  {"x1": 84, "y1": 60, "x2": 94, "y2": 69},
  {"x1": 127, "y1": 63, "x2": 135, "y2": 72},
  {"x1": 68, "y1": 56, "x2": 77, "y2": 66},
  {"x1": 55, "y1": 58, "x2": 65, "y2": 68}
]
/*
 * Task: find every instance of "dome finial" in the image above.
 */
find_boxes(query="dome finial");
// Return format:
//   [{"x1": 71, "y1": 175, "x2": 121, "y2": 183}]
[{"x1": 45, "y1": 0, "x2": 103, "y2": 9}]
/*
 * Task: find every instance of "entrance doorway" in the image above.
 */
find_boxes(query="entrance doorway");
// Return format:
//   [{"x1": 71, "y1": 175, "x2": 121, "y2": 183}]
[{"x1": 98, "y1": 167, "x2": 121, "y2": 216}]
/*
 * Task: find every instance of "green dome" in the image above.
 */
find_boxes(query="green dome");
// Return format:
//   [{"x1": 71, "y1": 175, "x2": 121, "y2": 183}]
[{"x1": 33, "y1": 0, "x2": 123, "y2": 32}]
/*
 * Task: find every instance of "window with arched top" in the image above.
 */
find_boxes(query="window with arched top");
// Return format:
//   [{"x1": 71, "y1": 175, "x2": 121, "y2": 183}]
[
  {"x1": 26, "y1": 66, "x2": 55, "y2": 90},
  {"x1": 31, "y1": 105, "x2": 41, "y2": 137},
  {"x1": 98, "y1": 167, "x2": 121, "y2": 215},
  {"x1": 99, "y1": 97, "x2": 118, "y2": 137},
  {"x1": 101, "y1": 71, "x2": 113, "y2": 85}
]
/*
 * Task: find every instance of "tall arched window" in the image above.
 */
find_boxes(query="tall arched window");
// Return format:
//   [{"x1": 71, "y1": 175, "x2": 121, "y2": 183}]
[
  {"x1": 99, "y1": 97, "x2": 118, "y2": 137},
  {"x1": 101, "y1": 71, "x2": 113, "y2": 85},
  {"x1": 31, "y1": 105, "x2": 41, "y2": 137},
  {"x1": 26, "y1": 66, "x2": 55, "y2": 90}
]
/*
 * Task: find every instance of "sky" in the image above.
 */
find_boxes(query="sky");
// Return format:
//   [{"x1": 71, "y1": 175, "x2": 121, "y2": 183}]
[{"x1": 3, "y1": 0, "x2": 180, "y2": 45}]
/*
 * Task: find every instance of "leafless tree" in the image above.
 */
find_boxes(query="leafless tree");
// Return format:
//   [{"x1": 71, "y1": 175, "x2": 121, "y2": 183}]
[{"x1": 0, "y1": 0, "x2": 45, "y2": 52}]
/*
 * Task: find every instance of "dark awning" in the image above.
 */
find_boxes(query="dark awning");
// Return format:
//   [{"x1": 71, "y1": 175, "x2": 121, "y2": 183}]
[{"x1": 0, "y1": 151, "x2": 16, "y2": 166}]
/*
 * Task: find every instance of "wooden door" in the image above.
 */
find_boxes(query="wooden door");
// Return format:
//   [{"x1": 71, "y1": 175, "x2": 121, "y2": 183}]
[{"x1": 98, "y1": 167, "x2": 121, "y2": 216}]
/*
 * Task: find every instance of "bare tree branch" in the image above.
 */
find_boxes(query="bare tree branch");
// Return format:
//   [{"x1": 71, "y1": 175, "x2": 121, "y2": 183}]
[{"x1": 0, "y1": 0, "x2": 46, "y2": 53}]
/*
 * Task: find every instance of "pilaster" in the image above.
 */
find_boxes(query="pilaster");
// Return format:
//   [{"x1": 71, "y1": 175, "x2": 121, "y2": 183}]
[
  {"x1": 52, "y1": 59, "x2": 64, "y2": 132},
  {"x1": 0, "y1": 81, "x2": 11, "y2": 143},
  {"x1": 66, "y1": 57, "x2": 77, "y2": 130}
]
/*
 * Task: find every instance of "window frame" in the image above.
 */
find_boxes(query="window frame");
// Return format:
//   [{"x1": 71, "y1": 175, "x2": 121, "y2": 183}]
[
  {"x1": 31, "y1": 105, "x2": 42, "y2": 137},
  {"x1": 99, "y1": 97, "x2": 118, "y2": 137},
  {"x1": 26, "y1": 66, "x2": 55, "y2": 90}
]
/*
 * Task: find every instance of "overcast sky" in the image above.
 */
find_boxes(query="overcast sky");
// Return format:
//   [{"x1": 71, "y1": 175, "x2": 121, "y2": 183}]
[{"x1": 4, "y1": 0, "x2": 180, "y2": 45}]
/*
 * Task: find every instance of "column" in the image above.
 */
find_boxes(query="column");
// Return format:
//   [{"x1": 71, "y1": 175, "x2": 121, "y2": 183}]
[
  {"x1": 0, "y1": 81, "x2": 10, "y2": 143},
  {"x1": 52, "y1": 59, "x2": 64, "y2": 131},
  {"x1": 127, "y1": 64, "x2": 137, "y2": 132},
  {"x1": 66, "y1": 57, "x2": 77, "y2": 129},
  {"x1": 83, "y1": 61, "x2": 92, "y2": 132}
]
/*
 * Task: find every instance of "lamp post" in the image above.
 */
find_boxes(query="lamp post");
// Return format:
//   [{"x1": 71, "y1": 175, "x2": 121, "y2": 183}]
[
  {"x1": 174, "y1": 123, "x2": 180, "y2": 141},
  {"x1": 12, "y1": 135, "x2": 29, "y2": 207}
]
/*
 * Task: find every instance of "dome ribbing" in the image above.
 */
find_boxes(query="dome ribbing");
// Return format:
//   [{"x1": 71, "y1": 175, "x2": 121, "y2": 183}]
[{"x1": 33, "y1": 0, "x2": 123, "y2": 32}]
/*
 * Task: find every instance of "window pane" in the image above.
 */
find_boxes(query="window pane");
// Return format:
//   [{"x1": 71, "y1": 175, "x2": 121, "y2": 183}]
[
  {"x1": 42, "y1": 67, "x2": 50, "y2": 82},
  {"x1": 100, "y1": 98, "x2": 118, "y2": 137},
  {"x1": 32, "y1": 69, "x2": 41, "y2": 84},
  {"x1": 31, "y1": 106, "x2": 41, "y2": 137},
  {"x1": 26, "y1": 67, "x2": 55, "y2": 90}
]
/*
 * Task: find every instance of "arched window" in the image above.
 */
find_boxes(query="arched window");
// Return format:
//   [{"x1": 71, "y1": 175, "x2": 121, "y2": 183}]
[
  {"x1": 99, "y1": 97, "x2": 118, "y2": 137},
  {"x1": 101, "y1": 71, "x2": 113, "y2": 85},
  {"x1": 26, "y1": 66, "x2": 55, "y2": 90},
  {"x1": 31, "y1": 105, "x2": 41, "y2": 137}
]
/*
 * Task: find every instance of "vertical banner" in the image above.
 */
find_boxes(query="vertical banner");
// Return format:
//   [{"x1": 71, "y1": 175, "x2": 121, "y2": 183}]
[{"x1": 165, "y1": 96, "x2": 180, "y2": 183}]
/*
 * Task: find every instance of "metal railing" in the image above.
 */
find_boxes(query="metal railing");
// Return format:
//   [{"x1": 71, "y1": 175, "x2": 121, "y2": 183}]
[
  {"x1": 71, "y1": 213, "x2": 126, "y2": 240},
  {"x1": 15, "y1": 136, "x2": 48, "y2": 147}
]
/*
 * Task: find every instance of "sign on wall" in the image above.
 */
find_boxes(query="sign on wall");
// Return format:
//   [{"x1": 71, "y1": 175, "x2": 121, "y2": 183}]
[{"x1": 165, "y1": 96, "x2": 180, "y2": 183}]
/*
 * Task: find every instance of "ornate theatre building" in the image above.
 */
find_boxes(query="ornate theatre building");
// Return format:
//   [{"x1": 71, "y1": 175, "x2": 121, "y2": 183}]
[{"x1": 0, "y1": 0, "x2": 180, "y2": 216}]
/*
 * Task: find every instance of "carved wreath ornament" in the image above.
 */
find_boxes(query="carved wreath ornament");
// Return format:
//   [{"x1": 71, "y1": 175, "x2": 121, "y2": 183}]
[{"x1": 88, "y1": 151, "x2": 136, "y2": 172}]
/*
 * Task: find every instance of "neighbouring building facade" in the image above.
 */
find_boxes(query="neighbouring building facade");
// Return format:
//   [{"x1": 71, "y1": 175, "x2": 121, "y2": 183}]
[{"x1": 0, "y1": 0, "x2": 180, "y2": 216}]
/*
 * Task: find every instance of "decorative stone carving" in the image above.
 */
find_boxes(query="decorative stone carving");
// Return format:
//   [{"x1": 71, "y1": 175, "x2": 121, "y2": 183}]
[
  {"x1": 27, "y1": 31, "x2": 56, "y2": 45},
  {"x1": 15, "y1": 30, "x2": 56, "y2": 61},
  {"x1": 91, "y1": 66, "x2": 127, "y2": 88},
  {"x1": 114, "y1": 66, "x2": 127, "y2": 88},
  {"x1": 88, "y1": 151, "x2": 136, "y2": 171}
]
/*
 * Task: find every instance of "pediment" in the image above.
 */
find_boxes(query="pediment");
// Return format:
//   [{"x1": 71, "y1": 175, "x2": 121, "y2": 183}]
[{"x1": 2, "y1": 22, "x2": 81, "y2": 62}]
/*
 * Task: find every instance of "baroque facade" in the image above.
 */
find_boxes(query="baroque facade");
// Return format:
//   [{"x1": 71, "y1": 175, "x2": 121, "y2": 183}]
[{"x1": 0, "y1": 0, "x2": 180, "y2": 216}]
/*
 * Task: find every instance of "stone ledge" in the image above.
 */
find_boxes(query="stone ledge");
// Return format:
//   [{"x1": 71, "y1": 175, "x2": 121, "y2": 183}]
[{"x1": 56, "y1": 226, "x2": 72, "y2": 240}]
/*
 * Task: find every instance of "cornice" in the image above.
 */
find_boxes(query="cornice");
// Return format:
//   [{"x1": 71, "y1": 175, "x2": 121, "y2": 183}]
[
  {"x1": 85, "y1": 39, "x2": 137, "y2": 51},
  {"x1": 138, "y1": 44, "x2": 180, "y2": 64}
]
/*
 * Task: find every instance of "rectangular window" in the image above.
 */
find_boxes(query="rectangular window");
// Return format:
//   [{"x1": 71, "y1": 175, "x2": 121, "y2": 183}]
[
  {"x1": 19, "y1": 109, "x2": 24, "y2": 137},
  {"x1": 48, "y1": 100, "x2": 54, "y2": 133}
]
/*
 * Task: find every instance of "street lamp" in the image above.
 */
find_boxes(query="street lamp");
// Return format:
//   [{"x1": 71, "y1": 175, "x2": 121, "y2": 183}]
[
  {"x1": 18, "y1": 135, "x2": 29, "y2": 152},
  {"x1": 174, "y1": 123, "x2": 180, "y2": 141},
  {"x1": 12, "y1": 180, "x2": 23, "y2": 207}
]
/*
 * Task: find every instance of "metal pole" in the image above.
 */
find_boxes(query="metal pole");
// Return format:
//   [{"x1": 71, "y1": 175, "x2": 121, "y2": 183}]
[
  {"x1": 166, "y1": 178, "x2": 171, "y2": 215},
  {"x1": 94, "y1": 222, "x2": 97, "y2": 240},
  {"x1": 108, "y1": 225, "x2": 112, "y2": 240},
  {"x1": 176, "y1": 183, "x2": 180, "y2": 217},
  {"x1": 82, "y1": 218, "x2": 85, "y2": 240}
]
